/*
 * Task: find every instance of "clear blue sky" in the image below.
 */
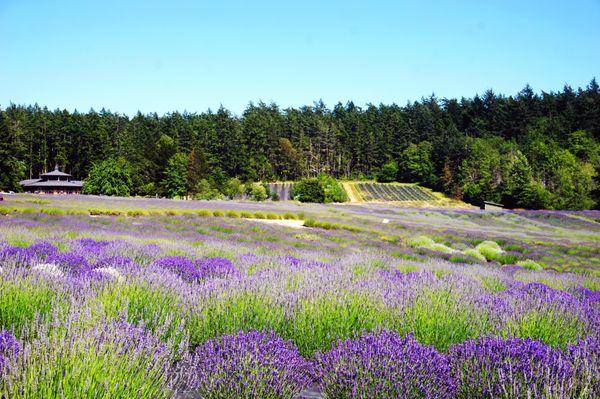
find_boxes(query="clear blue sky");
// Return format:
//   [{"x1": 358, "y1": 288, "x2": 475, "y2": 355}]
[{"x1": 1, "y1": 0, "x2": 599, "y2": 115}]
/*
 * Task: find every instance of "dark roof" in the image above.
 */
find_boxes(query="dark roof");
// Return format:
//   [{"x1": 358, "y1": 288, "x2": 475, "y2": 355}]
[
  {"x1": 19, "y1": 179, "x2": 43, "y2": 185},
  {"x1": 40, "y1": 165, "x2": 71, "y2": 178},
  {"x1": 20, "y1": 180, "x2": 83, "y2": 188}
]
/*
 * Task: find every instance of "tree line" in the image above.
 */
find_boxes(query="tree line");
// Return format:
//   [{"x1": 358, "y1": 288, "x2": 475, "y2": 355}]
[{"x1": 1, "y1": 79, "x2": 599, "y2": 209}]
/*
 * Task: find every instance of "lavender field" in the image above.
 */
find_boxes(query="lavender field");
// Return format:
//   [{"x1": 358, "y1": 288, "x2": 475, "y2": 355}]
[{"x1": 0, "y1": 194, "x2": 599, "y2": 398}]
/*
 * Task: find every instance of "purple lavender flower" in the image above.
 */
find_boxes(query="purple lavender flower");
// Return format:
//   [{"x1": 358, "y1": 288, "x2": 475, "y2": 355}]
[
  {"x1": 93, "y1": 255, "x2": 138, "y2": 271},
  {"x1": 449, "y1": 337, "x2": 575, "y2": 398},
  {"x1": 111, "y1": 321, "x2": 168, "y2": 356},
  {"x1": 195, "y1": 257, "x2": 239, "y2": 279},
  {"x1": 565, "y1": 335, "x2": 600, "y2": 398},
  {"x1": 153, "y1": 256, "x2": 201, "y2": 282},
  {"x1": 179, "y1": 330, "x2": 312, "y2": 398},
  {"x1": 45, "y1": 252, "x2": 91, "y2": 275},
  {"x1": 574, "y1": 287, "x2": 600, "y2": 305},
  {"x1": 0, "y1": 246, "x2": 34, "y2": 266},
  {"x1": 27, "y1": 242, "x2": 58, "y2": 260},
  {"x1": 281, "y1": 255, "x2": 329, "y2": 269},
  {"x1": 238, "y1": 253, "x2": 258, "y2": 264},
  {"x1": 77, "y1": 238, "x2": 111, "y2": 255},
  {"x1": 0, "y1": 330, "x2": 19, "y2": 371},
  {"x1": 314, "y1": 330, "x2": 455, "y2": 399}
]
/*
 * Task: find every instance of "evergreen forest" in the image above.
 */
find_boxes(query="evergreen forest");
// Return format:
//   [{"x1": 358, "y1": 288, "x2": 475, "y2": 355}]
[{"x1": 1, "y1": 80, "x2": 599, "y2": 209}]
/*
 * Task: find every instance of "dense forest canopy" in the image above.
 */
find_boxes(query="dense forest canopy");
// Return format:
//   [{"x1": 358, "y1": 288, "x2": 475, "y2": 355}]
[{"x1": 1, "y1": 79, "x2": 599, "y2": 209}]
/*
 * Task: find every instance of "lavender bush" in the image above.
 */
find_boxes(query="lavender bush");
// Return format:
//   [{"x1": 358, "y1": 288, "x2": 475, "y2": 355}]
[
  {"x1": 153, "y1": 255, "x2": 201, "y2": 282},
  {"x1": 195, "y1": 256, "x2": 239, "y2": 279},
  {"x1": 0, "y1": 330, "x2": 19, "y2": 372},
  {"x1": 0, "y1": 315, "x2": 178, "y2": 398},
  {"x1": 565, "y1": 336, "x2": 600, "y2": 398},
  {"x1": 314, "y1": 330, "x2": 456, "y2": 399},
  {"x1": 449, "y1": 337, "x2": 581, "y2": 398},
  {"x1": 178, "y1": 330, "x2": 312, "y2": 399}
]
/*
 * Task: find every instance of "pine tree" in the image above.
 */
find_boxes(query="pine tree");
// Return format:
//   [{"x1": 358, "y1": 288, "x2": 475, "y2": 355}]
[{"x1": 187, "y1": 147, "x2": 209, "y2": 194}]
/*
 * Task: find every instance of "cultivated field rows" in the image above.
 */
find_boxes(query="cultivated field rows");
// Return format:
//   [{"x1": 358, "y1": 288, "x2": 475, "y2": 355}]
[{"x1": 0, "y1": 194, "x2": 598, "y2": 398}]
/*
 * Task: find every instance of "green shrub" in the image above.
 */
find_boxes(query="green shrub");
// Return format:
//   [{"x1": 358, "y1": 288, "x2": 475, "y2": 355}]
[
  {"x1": 497, "y1": 252, "x2": 520, "y2": 265},
  {"x1": 83, "y1": 158, "x2": 132, "y2": 196},
  {"x1": 408, "y1": 235, "x2": 455, "y2": 253},
  {"x1": 449, "y1": 255, "x2": 472, "y2": 264},
  {"x1": 293, "y1": 178, "x2": 324, "y2": 203},
  {"x1": 252, "y1": 212, "x2": 266, "y2": 219},
  {"x1": 6, "y1": 235, "x2": 33, "y2": 248},
  {"x1": 582, "y1": 278, "x2": 600, "y2": 291},
  {"x1": 225, "y1": 210, "x2": 240, "y2": 218},
  {"x1": 222, "y1": 178, "x2": 245, "y2": 199},
  {"x1": 209, "y1": 225, "x2": 234, "y2": 234},
  {"x1": 293, "y1": 175, "x2": 347, "y2": 203},
  {"x1": 318, "y1": 174, "x2": 348, "y2": 203},
  {"x1": 480, "y1": 276, "x2": 507, "y2": 292},
  {"x1": 408, "y1": 235, "x2": 435, "y2": 247},
  {"x1": 191, "y1": 179, "x2": 222, "y2": 200},
  {"x1": 0, "y1": 276, "x2": 66, "y2": 336},
  {"x1": 126, "y1": 209, "x2": 146, "y2": 217},
  {"x1": 463, "y1": 248, "x2": 486, "y2": 261},
  {"x1": 0, "y1": 207, "x2": 16, "y2": 215},
  {"x1": 517, "y1": 259, "x2": 543, "y2": 271},
  {"x1": 504, "y1": 243, "x2": 528, "y2": 253},
  {"x1": 400, "y1": 289, "x2": 492, "y2": 351},
  {"x1": 212, "y1": 210, "x2": 224, "y2": 217},
  {"x1": 475, "y1": 240, "x2": 504, "y2": 261},
  {"x1": 89, "y1": 208, "x2": 125, "y2": 216},
  {"x1": 39, "y1": 207, "x2": 64, "y2": 215},
  {"x1": 1, "y1": 316, "x2": 174, "y2": 399},
  {"x1": 249, "y1": 183, "x2": 268, "y2": 201},
  {"x1": 283, "y1": 212, "x2": 297, "y2": 220},
  {"x1": 504, "y1": 310, "x2": 588, "y2": 348},
  {"x1": 285, "y1": 294, "x2": 393, "y2": 356},
  {"x1": 98, "y1": 281, "x2": 183, "y2": 344},
  {"x1": 303, "y1": 219, "x2": 362, "y2": 232},
  {"x1": 376, "y1": 160, "x2": 399, "y2": 182},
  {"x1": 187, "y1": 293, "x2": 285, "y2": 347}
]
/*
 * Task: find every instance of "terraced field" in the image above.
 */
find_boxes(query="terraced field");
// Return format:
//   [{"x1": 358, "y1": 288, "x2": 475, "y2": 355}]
[{"x1": 346, "y1": 182, "x2": 439, "y2": 202}]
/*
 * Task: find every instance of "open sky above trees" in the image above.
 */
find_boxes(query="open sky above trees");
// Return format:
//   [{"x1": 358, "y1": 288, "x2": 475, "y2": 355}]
[
  {"x1": 1, "y1": 0, "x2": 599, "y2": 115},
  {"x1": 1, "y1": 1, "x2": 599, "y2": 209}
]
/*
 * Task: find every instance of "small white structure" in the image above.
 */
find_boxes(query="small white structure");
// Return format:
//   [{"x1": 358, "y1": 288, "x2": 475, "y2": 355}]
[
  {"x1": 481, "y1": 201, "x2": 504, "y2": 211},
  {"x1": 95, "y1": 266, "x2": 124, "y2": 282},
  {"x1": 32, "y1": 263, "x2": 64, "y2": 277}
]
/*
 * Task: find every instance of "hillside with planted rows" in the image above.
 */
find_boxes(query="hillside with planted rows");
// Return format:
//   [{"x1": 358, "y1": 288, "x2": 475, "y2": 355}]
[{"x1": 349, "y1": 182, "x2": 438, "y2": 202}]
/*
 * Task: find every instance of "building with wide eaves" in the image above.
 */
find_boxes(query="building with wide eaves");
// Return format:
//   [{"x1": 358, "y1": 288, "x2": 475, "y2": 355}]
[{"x1": 19, "y1": 165, "x2": 83, "y2": 194}]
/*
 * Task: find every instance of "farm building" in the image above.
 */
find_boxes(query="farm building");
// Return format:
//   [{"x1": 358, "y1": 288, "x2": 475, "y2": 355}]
[
  {"x1": 19, "y1": 165, "x2": 83, "y2": 194},
  {"x1": 481, "y1": 201, "x2": 505, "y2": 211}
]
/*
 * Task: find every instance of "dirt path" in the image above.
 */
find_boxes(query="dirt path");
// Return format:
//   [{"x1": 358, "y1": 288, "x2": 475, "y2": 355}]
[
  {"x1": 246, "y1": 218, "x2": 305, "y2": 228},
  {"x1": 342, "y1": 182, "x2": 360, "y2": 202}
]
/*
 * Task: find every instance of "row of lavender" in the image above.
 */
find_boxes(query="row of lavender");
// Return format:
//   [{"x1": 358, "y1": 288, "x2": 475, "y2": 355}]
[
  {"x1": 4, "y1": 194, "x2": 600, "y2": 275},
  {"x1": 2, "y1": 325, "x2": 598, "y2": 398},
  {"x1": 0, "y1": 232, "x2": 598, "y2": 398}
]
